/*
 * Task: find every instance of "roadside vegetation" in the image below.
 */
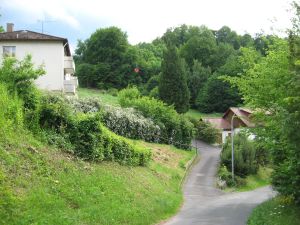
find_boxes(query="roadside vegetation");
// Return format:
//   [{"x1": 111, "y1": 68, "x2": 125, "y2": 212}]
[
  {"x1": 0, "y1": 55, "x2": 195, "y2": 224},
  {"x1": 247, "y1": 196, "x2": 300, "y2": 225}
]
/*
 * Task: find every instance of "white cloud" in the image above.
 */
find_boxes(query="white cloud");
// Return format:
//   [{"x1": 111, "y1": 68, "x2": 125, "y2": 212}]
[{"x1": 2, "y1": 0, "x2": 293, "y2": 43}]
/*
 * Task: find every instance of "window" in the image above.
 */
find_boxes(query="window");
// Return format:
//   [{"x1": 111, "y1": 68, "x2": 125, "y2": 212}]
[{"x1": 3, "y1": 46, "x2": 16, "y2": 57}]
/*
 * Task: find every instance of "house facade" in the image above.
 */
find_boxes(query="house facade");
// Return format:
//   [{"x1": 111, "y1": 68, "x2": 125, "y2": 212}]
[
  {"x1": 204, "y1": 107, "x2": 254, "y2": 143},
  {"x1": 0, "y1": 23, "x2": 77, "y2": 94}
]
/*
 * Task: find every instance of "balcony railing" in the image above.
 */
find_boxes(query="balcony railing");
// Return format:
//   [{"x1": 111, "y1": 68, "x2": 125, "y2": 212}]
[
  {"x1": 64, "y1": 56, "x2": 75, "y2": 74},
  {"x1": 64, "y1": 76, "x2": 78, "y2": 94}
]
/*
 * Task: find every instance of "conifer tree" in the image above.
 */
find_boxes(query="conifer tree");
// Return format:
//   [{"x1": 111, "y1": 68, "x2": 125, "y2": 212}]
[{"x1": 159, "y1": 43, "x2": 190, "y2": 113}]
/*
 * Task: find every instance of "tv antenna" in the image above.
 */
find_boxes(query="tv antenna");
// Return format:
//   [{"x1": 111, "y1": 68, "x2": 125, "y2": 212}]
[{"x1": 37, "y1": 19, "x2": 55, "y2": 33}]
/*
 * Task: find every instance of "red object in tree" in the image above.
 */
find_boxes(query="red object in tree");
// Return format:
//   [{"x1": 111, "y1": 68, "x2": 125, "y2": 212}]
[{"x1": 134, "y1": 67, "x2": 140, "y2": 73}]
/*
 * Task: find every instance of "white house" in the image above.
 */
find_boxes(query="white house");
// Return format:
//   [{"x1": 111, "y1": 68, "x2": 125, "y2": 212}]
[
  {"x1": 204, "y1": 107, "x2": 255, "y2": 144},
  {"x1": 0, "y1": 23, "x2": 77, "y2": 94}
]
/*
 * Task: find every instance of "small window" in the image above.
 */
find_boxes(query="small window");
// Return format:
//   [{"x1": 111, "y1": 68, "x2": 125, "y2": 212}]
[{"x1": 3, "y1": 46, "x2": 16, "y2": 57}]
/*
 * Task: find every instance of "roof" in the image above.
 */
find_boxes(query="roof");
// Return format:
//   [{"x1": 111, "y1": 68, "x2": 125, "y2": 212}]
[
  {"x1": 204, "y1": 107, "x2": 255, "y2": 130},
  {"x1": 223, "y1": 107, "x2": 254, "y2": 127},
  {"x1": 0, "y1": 30, "x2": 71, "y2": 56},
  {"x1": 204, "y1": 118, "x2": 231, "y2": 130}
]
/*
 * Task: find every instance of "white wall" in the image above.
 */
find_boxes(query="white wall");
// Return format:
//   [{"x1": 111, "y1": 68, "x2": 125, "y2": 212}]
[{"x1": 0, "y1": 41, "x2": 64, "y2": 91}]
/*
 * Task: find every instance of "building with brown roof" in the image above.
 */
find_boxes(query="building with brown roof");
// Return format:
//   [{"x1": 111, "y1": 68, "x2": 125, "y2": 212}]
[
  {"x1": 0, "y1": 23, "x2": 77, "y2": 94},
  {"x1": 204, "y1": 107, "x2": 254, "y2": 143}
]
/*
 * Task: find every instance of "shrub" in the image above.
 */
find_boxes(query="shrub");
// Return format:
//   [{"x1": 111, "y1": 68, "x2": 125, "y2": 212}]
[
  {"x1": 67, "y1": 97, "x2": 102, "y2": 113},
  {"x1": 220, "y1": 133, "x2": 258, "y2": 177},
  {"x1": 102, "y1": 106, "x2": 161, "y2": 142},
  {"x1": 39, "y1": 93, "x2": 74, "y2": 133},
  {"x1": 189, "y1": 117, "x2": 218, "y2": 144},
  {"x1": 0, "y1": 83, "x2": 23, "y2": 139},
  {"x1": 0, "y1": 55, "x2": 44, "y2": 131},
  {"x1": 70, "y1": 113, "x2": 151, "y2": 166},
  {"x1": 118, "y1": 87, "x2": 194, "y2": 149}
]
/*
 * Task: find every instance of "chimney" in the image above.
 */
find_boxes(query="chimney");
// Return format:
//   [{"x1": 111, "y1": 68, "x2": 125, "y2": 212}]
[{"x1": 7, "y1": 23, "x2": 14, "y2": 32}]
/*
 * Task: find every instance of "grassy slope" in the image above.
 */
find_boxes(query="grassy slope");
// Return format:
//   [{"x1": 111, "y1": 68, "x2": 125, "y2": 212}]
[
  {"x1": 0, "y1": 131, "x2": 195, "y2": 225},
  {"x1": 224, "y1": 167, "x2": 272, "y2": 192},
  {"x1": 247, "y1": 196, "x2": 300, "y2": 225},
  {"x1": 185, "y1": 109, "x2": 222, "y2": 120},
  {"x1": 78, "y1": 88, "x2": 119, "y2": 105},
  {"x1": 78, "y1": 88, "x2": 223, "y2": 119}
]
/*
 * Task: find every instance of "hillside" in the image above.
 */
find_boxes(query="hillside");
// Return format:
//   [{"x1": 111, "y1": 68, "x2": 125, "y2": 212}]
[{"x1": 0, "y1": 130, "x2": 195, "y2": 225}]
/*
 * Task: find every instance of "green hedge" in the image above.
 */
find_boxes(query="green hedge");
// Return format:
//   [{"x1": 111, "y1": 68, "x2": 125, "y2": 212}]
[
  {"x1": 70, "y1": 114, "x2": 151, "y2": 166},
  {"x1": 39, "y1": 94, "x2": 151, "y2": 166},
  {"x1": 118, "y1": 87, "x2": 194, "y2": 149}
]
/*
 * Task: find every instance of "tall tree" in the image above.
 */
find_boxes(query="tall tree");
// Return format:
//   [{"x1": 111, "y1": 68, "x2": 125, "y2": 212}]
[
  {"x1": 159, "y1": 44, "x2": 190, "y2": 113},
  {"x1": 75, "y1": 27, "x2": 139, "y2": 89},
  {"x1": 188, "y1": 60, "x2": 211, "y2": 108}
]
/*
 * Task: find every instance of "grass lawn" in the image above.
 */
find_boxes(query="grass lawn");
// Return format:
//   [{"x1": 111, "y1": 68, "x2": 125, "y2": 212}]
[
  {"x1": 247, "y1": 196, "x2": 300, "y2": 225},
  {"x1": 0, "y1": 132, "x2": 195, "y2": 225},
  {"x1": 224, "y1": 167, "x2": 272, "y2": 192},
  {"x1": 185, "y1": 109, "x2": 222, "y2": 120},
  {"x1": 78, "y1": 88, "x2": 119, "y2": 106}
]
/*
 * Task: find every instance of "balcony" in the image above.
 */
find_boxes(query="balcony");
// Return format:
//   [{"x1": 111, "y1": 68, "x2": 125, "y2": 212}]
[
  {"x1": 64, "y1": 76, "x2": 78, "y2": 94},
  {"x1": 64, "y1": 56, "x2": 75, "y2": 74}
]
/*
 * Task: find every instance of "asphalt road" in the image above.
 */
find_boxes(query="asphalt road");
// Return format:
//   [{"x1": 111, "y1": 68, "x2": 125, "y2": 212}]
[{"x1": 164, "y1": 140, "x2": 276, "y2": 225}]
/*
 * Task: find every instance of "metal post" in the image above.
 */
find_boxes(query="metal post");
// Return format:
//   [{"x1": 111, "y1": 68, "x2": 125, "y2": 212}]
[{"x1": 231, "y1": 115, "x2": 235, "y2": 182}]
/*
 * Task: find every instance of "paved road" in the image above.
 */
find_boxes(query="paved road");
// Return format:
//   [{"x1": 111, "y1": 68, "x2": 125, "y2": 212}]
[{"x1": 165, "y1": 140, "x2": 276, "y2": 225}]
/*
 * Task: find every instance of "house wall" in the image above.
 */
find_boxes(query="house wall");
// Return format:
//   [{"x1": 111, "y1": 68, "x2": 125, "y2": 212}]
[{"x1": 0, "y1": 41, "x2": 64, "y2": 91}]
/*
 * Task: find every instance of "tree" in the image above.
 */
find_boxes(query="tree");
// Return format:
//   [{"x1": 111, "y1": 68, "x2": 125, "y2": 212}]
[
  {"x1": 75, "y1": 27, "x2": 139, "y2": 89},
  {"x1": 180, "y1": 27, "x2": 217, "y2": 68},
  {"x1": 226, "y1": 35, "x2": 300, "y2": 203},
  {"x1": 188, "y1": 60, "x2": 211, "y2": 108},
  {"x1": 159, "y1": 44, "x2": 190, "y2": 113},
  {"x1": 215, "y1": 26, "x2": 240, "y2": 50},
  {"x1": 196, "y1": 73, "x2": 241, "y2": 113}
]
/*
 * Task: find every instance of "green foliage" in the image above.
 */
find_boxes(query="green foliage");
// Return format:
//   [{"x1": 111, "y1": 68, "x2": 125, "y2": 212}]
[
  {"x1": 146, "y1": 74, "x2": 160, "y2": 93},
  {"x1": 188, "y1": 60, "x2": 211, "y2": 107},
  {"x1": 221, "y1": 133, "x2": 259, "y2": 178},
  {"x1": 70, "y1": 114, "x2": 151, "y2": 166},
  {"x1": 75, "y1": 27, "x2": 141, "y2": 89},
  {"x1": 0, "y1": 169, "x2": 18, "y2": 223},
  {"x1": 247, "y1": 196, "x2": 300, "y2": 225},
  {"x1": 159, "y1": 44, "x2": 190, "y2": 113},
  {"x1": 0, "y1": 84, "x2": 24, "y2": 135},
  {"x1": 189, "y1": 118, "x2": 218, "y2": 144},
  {"x1": 196, "y1": 73, "x2": 242, "y2": 113},
  {"x1": 102, "y1": 106, "x2": 161, "y2": 142},
  {"x1": 118, "y1": 87, "x2": 194, "y2": 149},
  {"x1": 0, "y1": 55, "x2": 44, "y2": 130},
  {"x1": 180, "y1": 27, "x2": 217, "y2": 68},
  {"x1": 225, "y1": 35, "x2": 300, "y2": 203},
  {"x1": 39, "y1": 94, "x2": 74, "y2": 132}
]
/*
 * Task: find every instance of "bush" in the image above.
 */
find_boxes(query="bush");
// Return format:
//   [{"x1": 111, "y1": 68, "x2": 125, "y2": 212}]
[
  {"x1": 0, "y1": 55, "x2": 44, "y2": 132},
  {"x1": 0, "y1": 84, "x2": 24, "y2": 141},
  {"x1": 67, "y1": 97, "x2": 102, "y2": 113},
  {"x1": 220, "y1": 133, "x2": 259, "y2": 177},
  {"x1": 189, "y1": 117, "x2": 218, "y2": 144},
  {"x1": 39, "y1": 93, "x2": 74, "y2": 133},
  {"x1": 70, "y1": 114, "x2": 151, "y2": 166},
  {"x1": 102, "y1": 106, "x2": 161, "y2": 142},
  {"x1": 118, "y1": 87, "x2": 194, "y2": 149}
]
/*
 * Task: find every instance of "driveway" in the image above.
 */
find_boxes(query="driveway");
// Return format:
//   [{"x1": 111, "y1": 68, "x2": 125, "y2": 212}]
[{"x1": 164, "y1": 140, "x2": 276, "y2": 225}]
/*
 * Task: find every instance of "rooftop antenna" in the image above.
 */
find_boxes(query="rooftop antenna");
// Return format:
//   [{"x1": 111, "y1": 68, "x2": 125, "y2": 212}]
[{"x1": 37, "y1": 19, "x2": 55, "y2": 33}]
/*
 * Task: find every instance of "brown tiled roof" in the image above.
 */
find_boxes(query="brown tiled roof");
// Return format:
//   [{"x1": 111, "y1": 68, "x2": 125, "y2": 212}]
[
  {"x1": 204, "y1": 107, "x2": 255, "y2": 130},
  {"x1": 0, "y1": 30, "x2": 66, "y2": 42},
  {"x1": 204, "y1": 118, "x2": 231, "y2": 130},
  {"x1": 223, "y1": 107, "x2": 255, "y2": 127},
  {"x1": 0, "y1": 30, "x2": 71, "y2": 56}
]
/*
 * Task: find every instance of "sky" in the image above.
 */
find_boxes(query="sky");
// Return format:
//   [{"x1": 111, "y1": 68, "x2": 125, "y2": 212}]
[{"x1": 0, "y1": 0, "x2": 294, "y2": 52}]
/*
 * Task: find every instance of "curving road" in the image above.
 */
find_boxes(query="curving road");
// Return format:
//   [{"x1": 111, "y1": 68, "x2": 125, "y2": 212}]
[{"x1": 164, "y1": 140, "x2": 276, "y2": 225}]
